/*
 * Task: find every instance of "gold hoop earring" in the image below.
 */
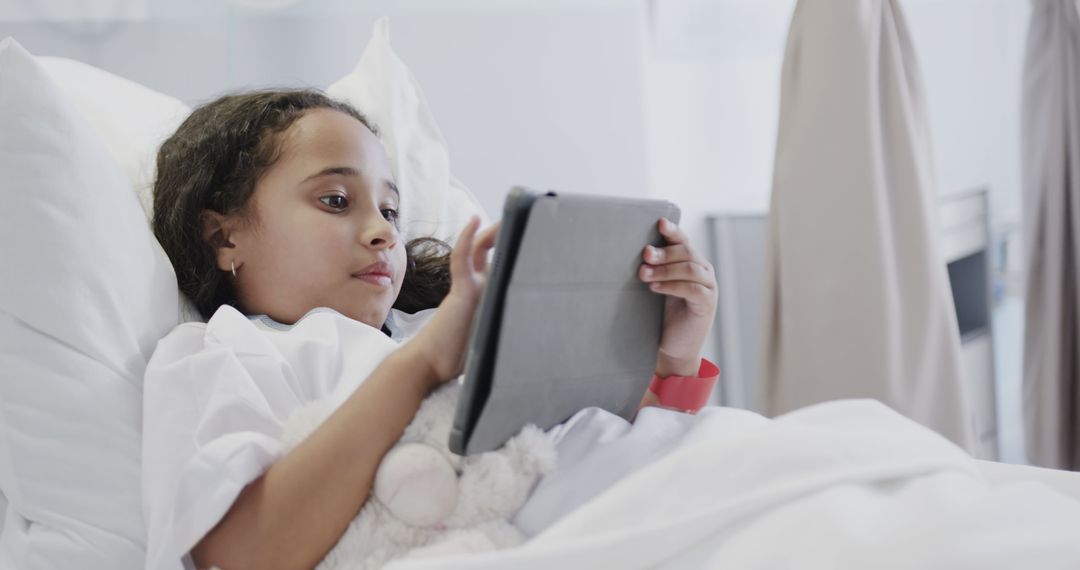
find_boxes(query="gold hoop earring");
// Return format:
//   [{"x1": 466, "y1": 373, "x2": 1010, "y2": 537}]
[{"x1": 231, "y1": 260, "x2": 237, "y2": 278}]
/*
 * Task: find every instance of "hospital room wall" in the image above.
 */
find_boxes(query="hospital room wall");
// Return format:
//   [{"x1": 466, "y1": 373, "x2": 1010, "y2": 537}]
[
  {"x1": 0, "y1": 0, "x2": 1027, "y2": 234},
  {"x1": 640, "y1": 0, "x2": 1030, "y2": 236},
  {"x1": 0, "y1": 0, "x2": 654, "y2": 220}
]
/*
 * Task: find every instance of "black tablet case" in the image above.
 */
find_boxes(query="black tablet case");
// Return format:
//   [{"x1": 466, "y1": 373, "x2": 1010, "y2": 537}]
[{"x1": 449, "y1": 187, "x2": 680, "y2": 455}]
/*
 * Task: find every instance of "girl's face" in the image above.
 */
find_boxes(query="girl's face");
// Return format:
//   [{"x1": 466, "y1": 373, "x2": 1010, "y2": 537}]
[{"x1": 222, "y1": 108, "x2": 407, "y2": 328}]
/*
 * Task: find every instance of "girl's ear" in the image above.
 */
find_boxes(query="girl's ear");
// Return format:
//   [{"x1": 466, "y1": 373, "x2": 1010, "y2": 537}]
[{"x1": 200, "y1": 209, "x2": 239, "y2": 271}]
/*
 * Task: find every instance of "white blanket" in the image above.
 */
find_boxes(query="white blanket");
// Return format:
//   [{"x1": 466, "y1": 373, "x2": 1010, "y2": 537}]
[{"x1": 386, "y1": 400, "x2": 1080, "y2": 569}]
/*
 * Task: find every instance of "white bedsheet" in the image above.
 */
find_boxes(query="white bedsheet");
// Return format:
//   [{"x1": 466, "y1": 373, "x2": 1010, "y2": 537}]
[{"x1": 387, "y1": 400, "x2": 1080, "y2": 569}]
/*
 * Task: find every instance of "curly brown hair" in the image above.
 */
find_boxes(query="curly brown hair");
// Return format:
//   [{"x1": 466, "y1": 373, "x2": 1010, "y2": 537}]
[{"x1": 152, "y1": 88, "x2": 451, "y2": 321}]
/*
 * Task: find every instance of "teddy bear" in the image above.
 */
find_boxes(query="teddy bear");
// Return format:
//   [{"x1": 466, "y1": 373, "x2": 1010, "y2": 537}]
[{"x1": 280, "y1": 380, "x2": 557, "y2": 569}]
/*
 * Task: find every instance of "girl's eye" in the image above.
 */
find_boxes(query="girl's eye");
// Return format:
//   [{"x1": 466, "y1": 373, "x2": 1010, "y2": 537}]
[
  {"x1": 319, "y1": 195, "x2": 348, "y2": 211},
  {"x1": 381, "y1": 208, "x2": 399, "y2": 223}
]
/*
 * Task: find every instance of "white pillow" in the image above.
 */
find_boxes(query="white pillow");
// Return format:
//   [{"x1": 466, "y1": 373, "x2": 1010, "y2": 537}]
[
  {"x1": 38, "y1": 56, "x2": 191, "y2": 222},
  {"x1": 0, "y1": 37, "x2": 179, "y2": 569},
  {"x1": 35, "y1": 55, "x2": 201, "y2": 324},
  {"x1": 328, "y1": 17, "x2": 490, "y2": 243}
]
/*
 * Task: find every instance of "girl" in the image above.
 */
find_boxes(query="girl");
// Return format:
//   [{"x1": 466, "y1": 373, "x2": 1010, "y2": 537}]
[{"x1": 144, "y1": 89, "x2": 719, "y2": 570}]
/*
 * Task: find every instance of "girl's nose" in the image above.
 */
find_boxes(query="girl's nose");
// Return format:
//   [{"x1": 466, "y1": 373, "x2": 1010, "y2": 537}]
[{"x1": 363, "y1": 213, "x2": 397, "y2": 249}]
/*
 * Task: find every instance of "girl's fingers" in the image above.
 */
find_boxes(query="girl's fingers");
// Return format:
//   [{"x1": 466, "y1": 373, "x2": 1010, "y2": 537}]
[
  {"x1": 640, "y1": 260, "x2": 716, "y2": 288},
  {"x1": 452, "y1": 216, "x2": 480, "y2": 277},
  {"x1": 476, "y1": 221, "x2": 500, "y2": 249},
  {"x1": 647, "y1": 279, "x2": 713, "y2": 306},
  {"x1": 642, "y1": 243, "x2": 701, "y2": 266},
  {"x1": 472, "y1": 221, "x2": 500, "y2": 273},
  {"x1": 657, "y1": 217, "x2": 689, "y2": 245}
]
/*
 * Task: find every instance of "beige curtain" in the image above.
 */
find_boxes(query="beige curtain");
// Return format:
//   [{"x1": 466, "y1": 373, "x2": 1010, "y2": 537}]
[
  {"x1": 759, "y1": 0, "x2": 977, "y2": 452},
  {"x1": 1022, "y1": 0, "x2": 1080, "y2": 470}
]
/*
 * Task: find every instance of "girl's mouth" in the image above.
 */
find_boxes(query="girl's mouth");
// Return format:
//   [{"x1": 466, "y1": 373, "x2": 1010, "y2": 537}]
[
  {"x1": 352, "y1": 261, "x2": 393, "y2": 287},
  {"x1": 352, "y1": 272, "x2": 392, "y2": 287}
]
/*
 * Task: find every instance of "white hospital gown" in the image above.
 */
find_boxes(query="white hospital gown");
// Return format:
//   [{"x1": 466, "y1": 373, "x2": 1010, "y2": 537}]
[
  {"x1": 141, "y1": 304, "x2": 702, "y2": 570},
  {"x1": 141, "y1": 304, "x2": 437, "y2": 570}
]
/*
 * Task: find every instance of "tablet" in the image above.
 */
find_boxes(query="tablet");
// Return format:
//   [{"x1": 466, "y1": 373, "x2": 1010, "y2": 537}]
[{"x1": 449, "y1": 187, "x2": 681, "y2": 455}]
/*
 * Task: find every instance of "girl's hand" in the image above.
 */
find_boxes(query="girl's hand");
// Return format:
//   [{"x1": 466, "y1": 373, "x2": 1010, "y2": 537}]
[
  {"x1": 639, "y1": 218, "x2": 718, "y2": 378},
  {"x1": 446, "y1": 216, "x2": 500, "y2": 306},
  {"x1": 410, "y1": 216, "x2": 500, "y2": 383}
]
